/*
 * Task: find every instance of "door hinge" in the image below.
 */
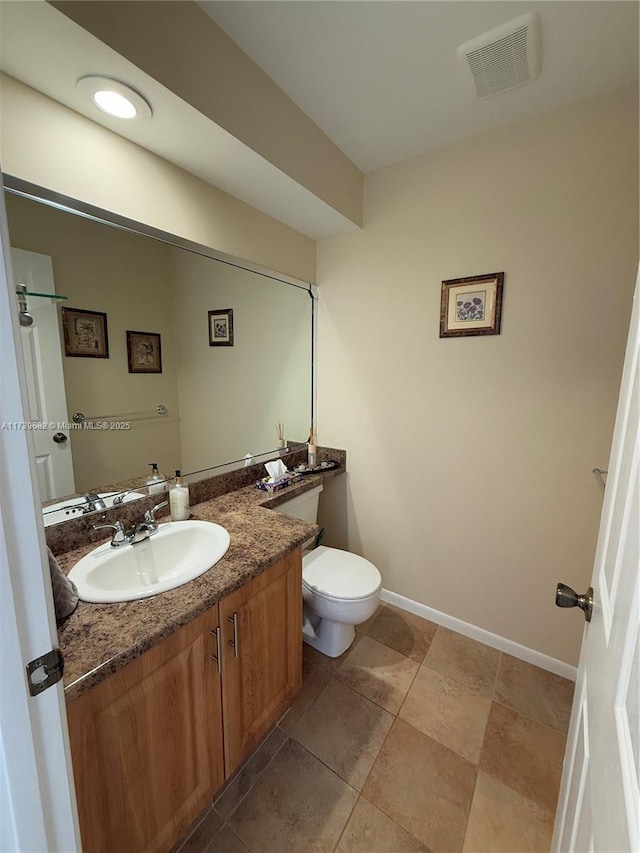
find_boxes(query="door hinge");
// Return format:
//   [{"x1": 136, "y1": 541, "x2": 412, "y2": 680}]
[{"x1": 26, "y1": 648, "x2": 64, "y2": 696}]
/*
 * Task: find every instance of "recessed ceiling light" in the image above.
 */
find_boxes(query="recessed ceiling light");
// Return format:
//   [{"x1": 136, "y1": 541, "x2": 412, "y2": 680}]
[{"x1": 77, "y1": 76, "x2": 152, "y2": 121}]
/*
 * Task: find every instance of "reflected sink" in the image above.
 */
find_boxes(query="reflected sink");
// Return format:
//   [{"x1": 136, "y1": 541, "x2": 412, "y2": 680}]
[
  {"x1": 68, "y1": 520, "x2": 230, "y2": 603},
  {"x1": 42, "y1": 491, "x2": 144, "y2": 528}
]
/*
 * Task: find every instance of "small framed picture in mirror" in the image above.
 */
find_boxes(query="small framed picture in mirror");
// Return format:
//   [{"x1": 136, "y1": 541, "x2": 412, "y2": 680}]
[
  {"x1": 127, "y1": 330, "x2": 162, "y2": 373},
  {"x1": 208, "y1": 309, "x2": 234, "y2": 347},
  {"x1": 62, "y1": 307, "x2": 109, "y2": 358}
]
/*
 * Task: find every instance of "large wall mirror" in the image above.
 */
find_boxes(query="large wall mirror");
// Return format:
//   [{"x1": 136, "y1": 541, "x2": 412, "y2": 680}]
[{"x1": 4, "y1": 179, "x2": 314, "y2": 522}]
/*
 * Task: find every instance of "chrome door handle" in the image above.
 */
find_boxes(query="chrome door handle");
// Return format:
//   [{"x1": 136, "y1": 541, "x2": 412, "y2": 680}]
[
  {"x1": 227, "y1": 613, "x2": 239, "y2": 657},
  {"x1": 52, "y1": 432, "x2": 68, "y2": 444},
  {"x1": 209, "y1": 627, "x2": 222, "y2": 673},
  {"x1": 556, "y1": 582, "x2": 593, "y2": 622}
]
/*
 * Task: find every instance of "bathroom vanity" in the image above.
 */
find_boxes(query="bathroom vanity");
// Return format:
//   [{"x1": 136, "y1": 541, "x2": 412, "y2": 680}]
[
  {"x1": 66, "y1": 550, "x2": 301, "y2": 853},
  {"x1": 52, "y1": 454, "x2": 345, "y2": 853}
]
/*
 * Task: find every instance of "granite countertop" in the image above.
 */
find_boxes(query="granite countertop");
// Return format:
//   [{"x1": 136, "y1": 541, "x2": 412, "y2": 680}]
[{"x1": 57, "y1": 468, "x2": 342, "y2": 701}]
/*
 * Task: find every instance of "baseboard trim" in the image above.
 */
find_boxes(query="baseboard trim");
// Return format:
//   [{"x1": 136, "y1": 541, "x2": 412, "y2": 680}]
[{"x1": 380, "y1": 588, "x2": 578, "y2": 682}]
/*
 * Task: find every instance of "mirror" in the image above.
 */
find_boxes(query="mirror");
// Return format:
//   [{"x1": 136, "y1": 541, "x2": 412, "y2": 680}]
[{"x1": 4, "y1": 182, "x2": 314, "y2": 519}]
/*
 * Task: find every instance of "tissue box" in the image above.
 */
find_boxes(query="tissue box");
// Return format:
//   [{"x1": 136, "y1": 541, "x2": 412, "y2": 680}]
[{"x1": 256, "y1": 473, "x2": 302, "y2": 493}]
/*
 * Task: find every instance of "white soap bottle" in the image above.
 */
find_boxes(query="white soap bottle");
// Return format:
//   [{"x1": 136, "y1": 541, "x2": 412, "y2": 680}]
[
  {"x1": 146, "y1": 462, "x2": 166, "y2": 496},
  {"x1": 169, "y1": 470, "x2": 190, "y2": 521}
]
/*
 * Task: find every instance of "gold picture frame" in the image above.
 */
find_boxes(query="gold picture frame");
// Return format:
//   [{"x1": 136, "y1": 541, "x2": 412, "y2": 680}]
[{"x1": 440, "y1": 272, "x2": 504, "y2": 338}]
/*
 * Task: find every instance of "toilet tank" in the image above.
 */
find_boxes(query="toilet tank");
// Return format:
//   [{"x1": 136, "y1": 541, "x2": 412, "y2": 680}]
[{"x1": 274, "y1": 483, "x2": 323, "y2": 524}]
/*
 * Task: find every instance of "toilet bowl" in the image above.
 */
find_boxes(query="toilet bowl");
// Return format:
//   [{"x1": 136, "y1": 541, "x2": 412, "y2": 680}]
[
  {"x1": 302, "y1": 545, "x2": 382, "y2": 656},
  {"x1": 274, "y1": 483, "x2": 382, "y2": 658}
]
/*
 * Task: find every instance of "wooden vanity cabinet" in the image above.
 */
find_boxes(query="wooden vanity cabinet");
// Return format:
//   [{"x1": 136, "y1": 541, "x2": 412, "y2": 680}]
[
  {"x1": 66, "y1": 549, "x2": 302, "y2": 853},
  {"x1": 220, "y1": 547, "x2": 302, "y2": 775}
]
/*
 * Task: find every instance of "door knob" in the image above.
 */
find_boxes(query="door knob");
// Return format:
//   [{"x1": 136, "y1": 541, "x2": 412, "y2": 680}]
[
  {"x1": 556, "y1": 582, "x2": 593, "y2": 622},
  {"x1": 52, "y1": 432, "x2": 68, "y2": 444}
]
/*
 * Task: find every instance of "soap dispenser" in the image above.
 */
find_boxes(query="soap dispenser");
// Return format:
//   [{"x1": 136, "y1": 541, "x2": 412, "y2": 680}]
[
  {"x1": 146, "y1": 463, "x2": 166, "y2": 496},
  {"x1": 169, "y1": 470, "x2": 190, "y2": 521}
]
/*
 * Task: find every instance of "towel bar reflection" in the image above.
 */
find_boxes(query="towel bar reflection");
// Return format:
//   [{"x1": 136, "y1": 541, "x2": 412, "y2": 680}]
[{"x1": 72, "y1": 405, "x2": 168, "y2": 425}]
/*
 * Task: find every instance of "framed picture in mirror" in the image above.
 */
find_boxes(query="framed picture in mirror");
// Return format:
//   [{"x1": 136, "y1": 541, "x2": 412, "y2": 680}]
[
  {"x1": 208, "y1": 308, "x2": 234, "y2": 347},
  {"x1": 61, "y1": 307, "x2": 109, "y2": 358},
  {"x1": 127, "y1": 330, "x2": 162, "y2": 373}
]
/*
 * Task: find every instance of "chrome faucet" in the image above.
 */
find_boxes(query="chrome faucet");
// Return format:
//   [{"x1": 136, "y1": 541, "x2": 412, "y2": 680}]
[
  {"x1": 92, "y1": 519, "x2": 129, "y2": 547},
  {"x1": 81, "y1": 493, "x2": 107, "y2": 513},
  {"x1": 130, "y1": 501, "x2": 169, "y2": 543},
  {"x1": 112, "y1": 488, "x2": 143, "y2": 507},
  {"x1": 93, "y1": 502, "x2": 168, "y2": 548}
]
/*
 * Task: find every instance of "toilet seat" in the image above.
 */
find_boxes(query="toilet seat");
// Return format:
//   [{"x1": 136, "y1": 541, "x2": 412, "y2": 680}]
[{"x1": 302, "y1": 546, "x2": 382, "y2": 601}]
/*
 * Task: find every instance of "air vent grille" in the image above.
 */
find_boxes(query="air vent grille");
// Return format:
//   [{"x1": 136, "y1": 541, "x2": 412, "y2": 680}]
[{"x1": 458, "y1": 13, "x2": 542, "y2": 99}]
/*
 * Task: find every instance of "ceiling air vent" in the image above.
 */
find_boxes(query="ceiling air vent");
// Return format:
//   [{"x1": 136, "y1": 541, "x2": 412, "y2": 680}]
[{"x1": 458, "y1": 12, "x2": 542, "y2": 99}]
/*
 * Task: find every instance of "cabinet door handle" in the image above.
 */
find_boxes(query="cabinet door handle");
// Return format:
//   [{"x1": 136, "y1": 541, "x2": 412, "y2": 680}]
[
  {"x1": 209, "y1": 627, "x2": 222, "y2": 673},
  {"x1": 227, "y1": 613, "x2": 239, "y2": 657}
]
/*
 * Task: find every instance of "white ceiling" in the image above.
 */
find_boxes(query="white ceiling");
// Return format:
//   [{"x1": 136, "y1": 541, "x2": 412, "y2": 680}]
[
  {"x1": 0, "y1": 1, "x2": 637, "y2": 238},
  {"x1": 199, "y1": 1, "x2": 639, "y2": 172}
]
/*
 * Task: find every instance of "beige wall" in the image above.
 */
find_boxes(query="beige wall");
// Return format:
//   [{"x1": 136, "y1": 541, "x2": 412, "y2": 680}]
[
  {"x1": 0, "y1": 74, "x2": 316, "y2": 282},
  {"x1": 316, "y1": 86, "x2": 639, "y2": 666},
  {"x1": 169, "y1": 248, "x2": 312, "y2": 472},
  {"x1": 6, "y1": 193, "x2": 182, "y2": 492}
]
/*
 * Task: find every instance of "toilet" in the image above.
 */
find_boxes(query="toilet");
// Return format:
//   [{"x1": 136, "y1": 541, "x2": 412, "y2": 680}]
[{"x1": 274, "y1": 484, "x2": 382, "y2": 657}]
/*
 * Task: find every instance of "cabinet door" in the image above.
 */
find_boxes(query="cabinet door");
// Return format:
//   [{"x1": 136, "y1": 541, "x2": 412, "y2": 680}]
[
  {"x1": 221, "y1": 549, "x2": 302, "y2": 776},
  {"x1": 67, "y1": 607, "x2": 225, "y2": 853}
]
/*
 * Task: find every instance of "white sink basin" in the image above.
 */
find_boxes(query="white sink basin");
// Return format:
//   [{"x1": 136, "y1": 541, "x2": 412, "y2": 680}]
[
  {"x1": 68, "y1": 520, "x2": 230, "y2": 603},
  {"x1": 42, "y1": 491, "x2": 144, "y2": 528}
]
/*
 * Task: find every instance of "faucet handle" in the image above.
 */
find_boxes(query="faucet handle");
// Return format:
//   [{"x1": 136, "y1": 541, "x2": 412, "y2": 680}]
[
  {"x1": 144, "y1": 501, "x2": 168, "y2": 524},
  {"x1": 92, "y1": 519, "x2": 128, "y2": 546}
]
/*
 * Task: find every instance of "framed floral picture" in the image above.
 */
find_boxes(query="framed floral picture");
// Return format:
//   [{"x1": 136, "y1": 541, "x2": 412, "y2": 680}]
[
  {"x1": 439, "y1": 272, "x2": 504, "y2": 338},
  {"x1": 208, "y1": 309, "x2": 234, "y2": 347},
  {"x1": 126, "y1": 330, "x2": 162, "y2": 373},
  {"x1": 61, "y1": 307, "x2": 109, "y2": 357}
]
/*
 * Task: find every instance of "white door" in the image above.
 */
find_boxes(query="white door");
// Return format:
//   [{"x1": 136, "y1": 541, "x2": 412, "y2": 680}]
[
  {"x1": 11, "y1": 247, "x2": 75, "y2": 501},
  {"x1": 553, "y1": 269, "x2": 639, "y2": 852},
  {"x1": 1, "y1": 195, "x2": 80, "y2": 850}
]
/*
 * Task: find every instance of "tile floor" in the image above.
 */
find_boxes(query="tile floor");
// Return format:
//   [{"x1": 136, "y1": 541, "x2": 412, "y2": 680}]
[{"x1": 177, "y1": 603, "x2": 574, "y2": 853}]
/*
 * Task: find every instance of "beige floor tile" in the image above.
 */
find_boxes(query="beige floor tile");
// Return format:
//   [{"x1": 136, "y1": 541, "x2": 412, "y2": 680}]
[
  {"x1": 495, "y1": 655, "x2": 574, "y2": 734},
  {"x1": 303, "y1": 635, "x2": 361, "y2": 673},
  {"x1": 292, "y1": 680, "x2": 394, "y2": 790},
  {"x1": 424, "y1": 628, "x2": 501, "y2": 696},
  {"x1": 336, "y1": 635, "x2": 420, "y2": 713},
  {"x1": 399, "y1": 666, "x2": 491, "y2": 763},
  {"x1": 480, "y1": 703, "x2": 566, "y2": 813},
  {"x1": 206, "y1": 825, "x2": 250, "y2": 853},
  {"x1": 228, "y1": 740, "x2": 358, "y2": 853},
  {"x1": 362, "y1": 718, "x2": 476, "y2": 853},
  {"x1": 336, "y1": 796, "x2": 430, "y2": 853},
  {"x1": 463, "y1": 771, "x2": 554, "y2": 853},
  {"x1": 214, "y1": 727, "x2": 287, "y2": 819},
  {"x1": 366, "y1": 605, "x2": 438, "y2": 661},
  {"x1": 278, "y1": 659, "x2": 332, "y2": 734}
]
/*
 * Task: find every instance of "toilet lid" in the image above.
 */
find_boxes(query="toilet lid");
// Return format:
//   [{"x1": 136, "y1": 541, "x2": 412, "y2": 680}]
[{"x1": 302, "y1": 546, "x2": 381, "y2": 600}]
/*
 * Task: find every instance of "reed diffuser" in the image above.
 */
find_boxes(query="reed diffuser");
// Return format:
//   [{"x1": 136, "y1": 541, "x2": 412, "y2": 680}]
[
  {"x1": 276, "y1": 422, "x2": 286, "y2": 449},
  {"x1": 308, "y1": 425, "x2": 317, "y2": 467}
]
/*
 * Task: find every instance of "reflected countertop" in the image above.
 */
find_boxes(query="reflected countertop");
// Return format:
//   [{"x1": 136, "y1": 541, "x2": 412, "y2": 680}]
[{"x1": 57, "y1": 466, "x2": 343, "y2": 701}]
